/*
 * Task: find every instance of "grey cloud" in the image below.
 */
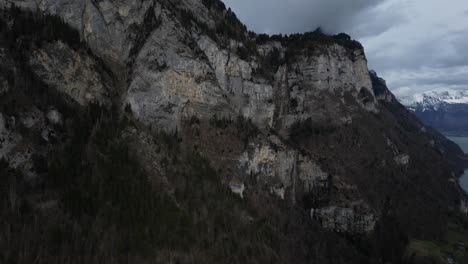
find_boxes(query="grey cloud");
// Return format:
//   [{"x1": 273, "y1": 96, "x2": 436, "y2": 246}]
[
  {"x1": 349, "y1": 12, "x2": 399, "y2": 38},
  {"x1": 367, "y1": 28, "x2": 468, "y2": 77},
  {"x1": 223, "y1": 0, "x2": 393, "y2": 37},
  {"x1": 437, "y1": 30, "x2": 468, "y2": 68},
  {"x1": 393, "y1": 75, "x2": 468, "y2": 88},
  {"x1": 348, "y1": 1, "x2": 408, "y2": 38},
  {"x1": 379, "y1": 63, "x2": 468, "y2": 100}
]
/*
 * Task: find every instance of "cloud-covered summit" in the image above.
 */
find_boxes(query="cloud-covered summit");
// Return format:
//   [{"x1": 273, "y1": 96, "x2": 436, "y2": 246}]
[
  {"x1": 223, "y1": 0, "x2": 468, "y2": 99},
  {"x1": 223, "y1": 0, "x2": 395, "y2": 35}
]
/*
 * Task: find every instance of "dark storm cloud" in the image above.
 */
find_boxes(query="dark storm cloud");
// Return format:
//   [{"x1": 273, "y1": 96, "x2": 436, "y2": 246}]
[{"x1": 223, "y1": 0, "x2": 391, "y2": 36}]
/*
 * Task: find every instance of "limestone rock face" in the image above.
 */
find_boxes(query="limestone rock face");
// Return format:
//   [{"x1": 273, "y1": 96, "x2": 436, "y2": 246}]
[
  {"x1": 239, "y1": 143, "x2": 297, "y2": 199},
  {"x1": 238, "y1": 139, "x2": 330, "y2": 203},
  {"x1": 196, "y1": 36, "x2": 276, "y2": 128},
  {"x1": 2, "y1": 0, "x2": 377, "y2": 131},
  {"x1": 2, "y1": 0, "x2": 156, "y2": 65},
  {"x1": 277, "y1": 47, "x2": 375, "y2": 133},
  {"x1": 194, "y1": 37, "x2": 377, "y2": 132},
  {"x1": 287, "y1": 45, "x2": 374, "y2": 100},
  {"x1": 126, "y1": 9, "x2": 230, "y2": 130},
  {"x1": 29, "y1": 41, "x2": 108, "y2": 105}
]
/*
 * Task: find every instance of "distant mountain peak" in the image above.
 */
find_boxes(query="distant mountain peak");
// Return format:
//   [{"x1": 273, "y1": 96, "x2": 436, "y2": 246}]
[
  {"x1": 400, "y1": 89, "x2": 468, "y2": 136},
  {"x1": 401, "y1": 89, "x2": 468, "y2": 110}
]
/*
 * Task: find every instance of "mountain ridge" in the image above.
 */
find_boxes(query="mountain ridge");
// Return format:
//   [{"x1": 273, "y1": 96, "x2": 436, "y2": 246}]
[
  {"x1": 402, "y1": 90, "x2": 468, "y2": 109},
  {"x1": 400, "y1": 89, "x2": 468, "y2": 136},
  {"x1": 1, "y1": 1, "x2": 468, "y2": 263}
]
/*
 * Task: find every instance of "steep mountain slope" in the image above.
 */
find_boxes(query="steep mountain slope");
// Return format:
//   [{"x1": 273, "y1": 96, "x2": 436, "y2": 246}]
[
  {"x1": 401, "y1": 90, "x2": 468, "y2": 136},
  {"x1": 1, "y1": 1, "x2": 468, "y2": 263}
]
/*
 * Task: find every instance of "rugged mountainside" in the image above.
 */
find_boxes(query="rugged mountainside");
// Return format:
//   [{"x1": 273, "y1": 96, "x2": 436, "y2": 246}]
[
  {"x1": 401, "y1": 90, "x2": 468, "y2": 136},
  {"x1": 1, "y1": 1, "x2": 468, "y2": 263}
]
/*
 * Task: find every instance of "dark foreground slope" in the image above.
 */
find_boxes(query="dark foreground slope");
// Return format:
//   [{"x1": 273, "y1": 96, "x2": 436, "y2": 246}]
[
  {"x1": 1, "y1": 2, "x2": 468, "y2": 264},
  {"x1": 370, "y1": 71, "x2": 468, "y2": 174}
]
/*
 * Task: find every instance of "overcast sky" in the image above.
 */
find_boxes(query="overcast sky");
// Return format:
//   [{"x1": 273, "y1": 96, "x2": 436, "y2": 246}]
[{"x1": 223, "y1": 0, "x2": 468, "y2": 100}]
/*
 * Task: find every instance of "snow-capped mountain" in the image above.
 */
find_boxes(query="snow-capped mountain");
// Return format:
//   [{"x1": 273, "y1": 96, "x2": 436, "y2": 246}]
[
  {"x1": 401, "y1": 90, "x2": 468, "y2": 111},
  {"x1": 400, "y1": 90, "x2": 468, "y2": 136}
]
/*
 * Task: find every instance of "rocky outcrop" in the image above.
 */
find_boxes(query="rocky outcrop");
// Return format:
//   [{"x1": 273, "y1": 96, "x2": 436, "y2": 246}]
[
  {"x1": 29, "y1": 41, "x2": 109, "y2": 105},
  {"x1": 370, "y1": 70, "x2": 395, "y2": 103},
  {"x1": 235, "y1": 136, "x2": 380, "y2": 233},
  {"x1": 1, "y1": 0, "x2": 156, "y2": 65},
  {"x1": 126, "y1": 10, "x2": 230, "y2": 130},
  {"x1": 238, "y1": 137, "x2": 331, "y2": 202},
  {"x1": 195, "y1": 35, "x2": 275, "y2": 128}
]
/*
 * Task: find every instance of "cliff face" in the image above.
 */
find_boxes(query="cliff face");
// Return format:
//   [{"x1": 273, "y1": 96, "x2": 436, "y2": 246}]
[
  {"x1": 2, "y1": 0, "x2": 376, "y2": 130},
  {"x1": 1, "y1": 1, "x2": 468, "y2": 263}
]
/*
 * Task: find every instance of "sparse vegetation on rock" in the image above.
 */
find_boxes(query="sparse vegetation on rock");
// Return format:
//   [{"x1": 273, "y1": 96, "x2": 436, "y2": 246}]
[{"x1": 1, "y1": 2, "x2": 468, "y2": 264}]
